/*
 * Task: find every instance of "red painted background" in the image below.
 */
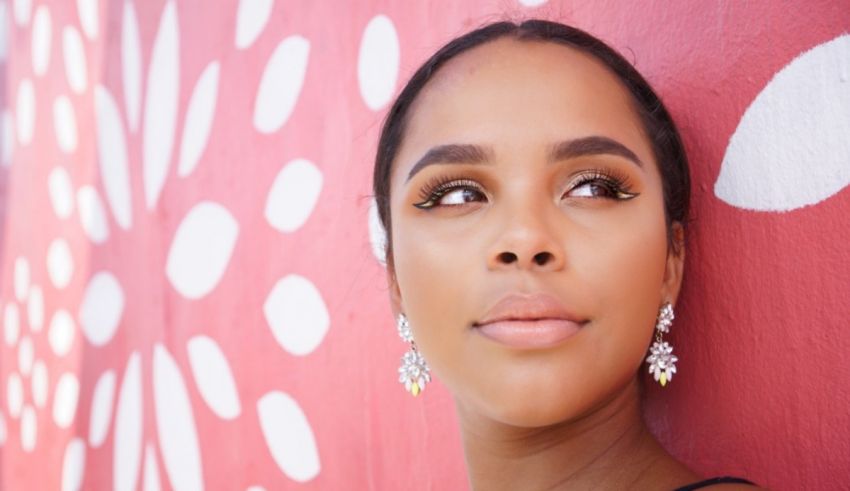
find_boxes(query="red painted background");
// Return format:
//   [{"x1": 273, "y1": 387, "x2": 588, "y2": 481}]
[{"x1": 0, "y1": 1, "x2": 848, "y2": 490}]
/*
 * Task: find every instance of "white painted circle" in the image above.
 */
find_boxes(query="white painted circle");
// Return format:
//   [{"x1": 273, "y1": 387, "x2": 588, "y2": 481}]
[
  {"x1": 53, "y1": 372, "x2": 81, "y2": 428},
  {"x1": 357, "y1": 15, "x2": 400, "y2": 110},
  {"x1": 49, "y1": 309, "x2": 76, "y2": 357},
  {"x1": 47, "y1": 238, "x2": 75, "y2": 289},
  {"x1": 263, "y1": 275, "x2": 329, "y2": 356},
  {"x1": 16, "y1": 79, "x2": 35, "y2": 146},
  {"x1": 264, "y1": 158, "x2": 323, "y2": 233},
  {"x1": 54, "y1": 96, "x2": 79, "y2": 153},
  {"x1": 48, "y1": 166, "x2": 75, "y2": 219}
]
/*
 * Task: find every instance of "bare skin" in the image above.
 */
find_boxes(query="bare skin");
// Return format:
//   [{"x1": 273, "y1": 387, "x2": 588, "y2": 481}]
[{"x1": 385, "y1": 37, "x2": 758, "y2": 490}]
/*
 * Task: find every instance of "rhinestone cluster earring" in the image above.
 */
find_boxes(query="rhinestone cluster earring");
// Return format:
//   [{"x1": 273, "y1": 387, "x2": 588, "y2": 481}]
[
  {"x1": 397, "y1": 314, "x2": 431, "y2": 397},
  {"x1": 646, "y1": 302, "x2": 678, "y2": 387}
]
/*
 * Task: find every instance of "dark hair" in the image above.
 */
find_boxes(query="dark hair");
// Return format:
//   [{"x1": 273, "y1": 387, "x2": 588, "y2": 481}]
[{"x1": 373, "y1": 19, "x2": 690, "y2": 267}]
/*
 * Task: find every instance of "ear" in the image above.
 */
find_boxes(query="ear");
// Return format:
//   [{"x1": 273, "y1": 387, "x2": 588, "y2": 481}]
[
  {"x1": 661, "y1": 221, "x2": 686, "y2": 305},
  {"x1": 387, "y1": 264, "x2": 403, "y2": 318}
]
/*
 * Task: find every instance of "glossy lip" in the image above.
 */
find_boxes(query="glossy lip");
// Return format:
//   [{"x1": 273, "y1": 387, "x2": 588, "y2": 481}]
[{"x1": 472, "y1": 292, "x2": 587, "y2": 350}]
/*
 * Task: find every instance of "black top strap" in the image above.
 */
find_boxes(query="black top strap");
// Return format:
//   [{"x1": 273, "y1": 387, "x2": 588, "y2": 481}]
[{"x1": 673, "y1": 476, "x2": 756, "y2": 491}]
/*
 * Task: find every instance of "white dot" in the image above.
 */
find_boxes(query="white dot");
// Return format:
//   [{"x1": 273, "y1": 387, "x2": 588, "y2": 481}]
[
  {"x1": 2, "y1": 109, "x2": 15, "y2": 166},
  {"x1": 47, "y1": 238, "x2": 75, "y2": 289},
  {"x1": 76, "y1": 186, "x2": 110, "y2": 244},
  {"x1": 94, "y1": 85, "x2": 132, "y2": 230},
  {"x1": 368, "y1": 199, "x2": 387, "y2": 266},
  {"x1": 88, "y1": 370, "x2": 116, "y2": 448},
  {"x1": 54, "y1": 96, "x2": 79, "y2": 153},
  {"x1": 257, "y1": 391, "x2": 321, "y2": 482},
  {"x1": 234, "y1": 0, "x2": 273, "y2": 50},
  {"x1": 61, "y1": 438, "x2": 87, "y2": 491},
  {"x1": 187, "y1": 335, "x2": 241, "y2": 419},
  {"x1": 519, "y1": 0, "x2": 548, "y2": 5},
  {"x1": 79, "y1": 271, "x2": 124, "y2": 346},
  {"x1": 31, "y1": 6, "x2": 52, "y2": 76},
  {"x1": 177, "y1": 61, "x2": 219, "y2": 178},
  {"x1": 20, "y1": 404, "x2": 37, "y2": 452},
  {"x1": 27, "y1": 285, "x2": 44, "y2": 332},
  {"x1": 31, "y1": 360, "x2": 48, "y2": 408},
  {"x1": 114, "y1": 353, "x2": 143, "y2": 491},
  {"x1": 16, "y1": 79, "x2": 35, "y2": 146},
  {"x1": 14, "y1": 256, "x2": 30, "y2": 301},
  {"x1": 0, "y1": 410, "x2": 6, "y2": 446},
  {"x1": 264, "y1": 158, "x2": 322, "y2": 233},
  {"x1": 4, "y1": 302, "x2": 20, "y2": 346},
  {"x1": 76, "y1": 0, "x2": 98, "y2": 40},
  {"x1": 49, "y1": 309, "x2": 76, "y2": 357},
  {"x1": 53, "y1": 372, "x2": 81, "y2": 428},
  {"x1": 13, "y1": 0, "x2": 31, "y2": 27},
  {"x1": 357, "y1": 15, "x2": 399, "y2": 110},
  {"x1": 18, "y1": 336, "x2": 34, "y2": 375},
  {"x1": 253, "y1": 35, "x2": 310, "y2": 133},
  {"x1": 49, "y1": 166, "x2": 75, "y2": 219},
  {"x1": 263, "y1": 275, "x2": 329, "y2": 356},
  {"x1": 7, "y1": 372, "x2": 23, "y2": 418},
  {"x1": 63, "y1": 26, "x2": 88, "y2": 94}
]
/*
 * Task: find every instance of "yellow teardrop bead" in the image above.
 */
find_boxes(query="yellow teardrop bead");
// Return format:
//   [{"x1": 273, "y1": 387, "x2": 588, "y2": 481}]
[
  {"x1": 660, "y1": 373, "x2": 667, "y2": 386},
  {"x1": 411, "y1": 382, "x2": 420, "y2": 396}
]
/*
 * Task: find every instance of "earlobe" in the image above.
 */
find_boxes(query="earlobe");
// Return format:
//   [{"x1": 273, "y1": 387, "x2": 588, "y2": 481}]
[
  {"x1": 387, "y1": 267, "x2": 403, "y2": 317},
  {"x1": 662, "y1": 221, "x2": 686, "y2": 304}
]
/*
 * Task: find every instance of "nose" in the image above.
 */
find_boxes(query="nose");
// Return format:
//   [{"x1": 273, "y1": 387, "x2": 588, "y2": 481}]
[{"x1": 487, "y1": 207, "x2": 566, "y2": 272}]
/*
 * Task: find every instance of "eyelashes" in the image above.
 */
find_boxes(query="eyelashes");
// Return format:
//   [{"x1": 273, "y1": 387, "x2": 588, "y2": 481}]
[{"x1": 412, "y1": 168, "x2": 639, "y2": 210}]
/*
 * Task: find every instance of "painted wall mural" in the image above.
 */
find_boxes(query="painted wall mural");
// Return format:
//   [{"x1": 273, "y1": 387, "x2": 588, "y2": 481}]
[{"x1": 0, "y1": 0, "x2": 847, "y2": 489}]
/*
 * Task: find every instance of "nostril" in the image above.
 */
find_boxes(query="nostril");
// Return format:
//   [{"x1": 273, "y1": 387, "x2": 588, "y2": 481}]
[
  {"x1": 533, "y1": 252, "x2": 553, "y2": 266},
  {"x1": 498, "y1": 252, "x2": 518, "y2": 264}
]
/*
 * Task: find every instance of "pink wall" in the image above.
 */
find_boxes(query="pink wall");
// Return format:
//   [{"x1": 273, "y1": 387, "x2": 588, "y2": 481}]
[{"x1": 0, "y1": 0, "x2": 847, "y2": 489}]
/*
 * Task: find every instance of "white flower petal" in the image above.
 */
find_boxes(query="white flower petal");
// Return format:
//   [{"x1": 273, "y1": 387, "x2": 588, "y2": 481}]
[
  {"x1": 143, "y1": 1, "x2": 179, "y2": 210},
  {"x1": 7, "y1": 372, "x2": 23, "y2": 418},
  {"x1": 53, "y1": 372, "x2": 81, "y2": 428},
  {"x1": 257, "y1": 391, "x2": 321, "y2": 482},
  {"x1": 368, "y1": 199, "x2": 387, "y2": 265},
  {"x1": 166, "y1": 201, "x2": 239, "y2": 299},
  {"x1": 27, "y1": 285, "x2": 44, "y2": 331},
  {"x1": 264, "y1": 158, "x2": 322, "y2": 233},
  {"x1": 31, "y1": 360, "x2": 48, "y2": 408},
  {"x1": 94, "y1": 85, "x2": 132, "y2": 229},
  {"x1": 61, "y1": 438, "x2": 86, "y2": 491},
  {"x1": 76, "y1": 185, "x2": 110, "y2": 244},
  {"x1": 122, "y1": 0, "x2": 141, "y2": 132},
  {"x1": 79, "y1": 271, "x2": 124, "y2": 346},
  {"x1": 16, "y1": 78, "x2": 35, "y2": 146},
  {"x1": 47, "y1": 238, "x2": 75, "y2": 289},
  {"x1": 18, "y1": 336, "x2": 33, "y2": 375},
  {"x1": 357, "y1": 15, "x2": 399, "y2": 110},
  {"x1": 253, "y1": 35, "x2": 309, "y2": 133},
  {"x1": 14, "y1": 256, "x2": 30, "y2": 301},
  {"x1": 153, "y1": 344, "x2": 204, "y2": 491},
  {"x1": 263, "y1": 275, "x2": 329, "y2": 356},
  {"x1": 2, "y1": 109, "x2": 15, "y2": 166},
  {"x1": 88, "y1": 369, "x2": 116, "y2": 448},
  {"x1": 234, "y1": 0, "x2": 273, "y2": 50},
  {"x1": 13, "y1": 0, "x2": 31, "y2": 26},
  {"x1": 31, "y1": 6, "x2": 51, "y2": 76},
  {"x1": 114, "y1": 353, "x2": 143, "y2": 491},
  {"x1": 519, "y1": 0, "x2": 548, "y2": 6},
  {"x1": 143, "y1": 443, "x2": 161, "y2": 491},
  {"x1": 715, "y1": 35, "x2": 850, "y2": 212},
  {"x1": 63, "y1": 26, "x2": 87, "y2": 94},
  {"x1": 177, "y1": 61, "x2": 219, "y2": 178},
  {"x1": 187, "y1": 335, "x2": 241, "y2": 419},
  {"x1": 4, "y1": 302, "x2": 20, "y2": 346},
  {"x1": 48, "y1": 166, "x2": 74, "y2": 219},
  {"x1": 20, "y1": 404, "x2": 36, "y2": 452},
  {"x1": 54, "y1": 95, "x2": 78, "y2": 153},
  {"x1": 49, "y1": 309, "x2": 76, "y2": 357},
  {"x1": 76, "y1": 0, "x2": 98, "y2": 40}
]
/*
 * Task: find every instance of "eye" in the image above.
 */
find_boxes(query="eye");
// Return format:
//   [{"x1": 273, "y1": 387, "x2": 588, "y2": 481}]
[
  {"x1": 562, "y1": 169, "x2": 639, "y2": 201},
  {"x1": 413, "y1": 178, "x2": 487, "y2": 209}
]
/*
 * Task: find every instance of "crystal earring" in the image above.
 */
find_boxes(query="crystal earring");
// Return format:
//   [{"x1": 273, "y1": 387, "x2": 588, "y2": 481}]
[
  {"x1": 397, "y1": 314, "x2": 431, "y2": 397},
  {"x1": 646, "y1": 302, "x2": 678, "y2": 387}
]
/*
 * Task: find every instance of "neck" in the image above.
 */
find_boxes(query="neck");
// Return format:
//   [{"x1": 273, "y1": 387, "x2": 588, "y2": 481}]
[{"x1": 456, "y1": 378, "x2": 694, "y2": 490}]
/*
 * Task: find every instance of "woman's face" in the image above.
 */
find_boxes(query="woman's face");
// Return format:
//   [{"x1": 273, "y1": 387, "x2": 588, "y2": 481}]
[{"x1": 387, "y1": 38, "x2": 684, "y2": 427}]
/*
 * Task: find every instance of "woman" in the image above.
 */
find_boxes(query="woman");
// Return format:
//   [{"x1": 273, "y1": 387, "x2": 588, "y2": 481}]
[{"x1": 373, "y1": 19, "x2": 760, "y2": 490}]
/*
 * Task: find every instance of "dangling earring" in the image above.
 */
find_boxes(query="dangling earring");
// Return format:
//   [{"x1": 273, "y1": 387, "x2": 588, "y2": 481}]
[
  {"x1": 646, "y1": 302, "x2": 678, "y2": 387},
  {"x1": 397, "y1": 314, "x2": 431, "y2": 396}
]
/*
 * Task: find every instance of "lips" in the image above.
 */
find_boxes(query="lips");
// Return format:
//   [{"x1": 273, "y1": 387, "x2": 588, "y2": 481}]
[{"x1": 473, "y1": 293, "x2": 587, "y2": 349}]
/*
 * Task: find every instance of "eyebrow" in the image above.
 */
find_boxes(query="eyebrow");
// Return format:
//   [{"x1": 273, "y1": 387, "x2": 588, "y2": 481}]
[{"x1": 405, "y1": 135, "x2": 643, "y2": 182}]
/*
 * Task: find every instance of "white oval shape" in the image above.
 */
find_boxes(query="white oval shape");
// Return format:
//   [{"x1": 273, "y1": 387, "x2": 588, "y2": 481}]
[
  {"x1": 88, "y1": 369, "x2": 116, "y2": 448},
  {"x1": 48, "y1": 238, "x2": 74, "y2": 289},
  {"x1": 357, "y1": 15, "x2": 399, "y2": 110},
  {"x1": 253, "y1": 35, "x2": 310, "y2": 133},
  {"x1": 48, "y1": 166, "x2": 74, "y2": 219},
  {"x1": 27, "y1": 285, "x2": 44, "y2": 331},
  {"x1": 31, "y1": 360, "x2": 48, "y2": 407},
  {"x1": 14, "y1": 256, "x2": 30, "y2": 301},
  {"x1": 187, "y1": 335, "x2": 241, "y2": 419},
  {"x1": 114, "y1": 353, "x2": 143, "y2": 491},
  {"x1": 166, "y1": 201, "x2": 239, "y2": 299},
  {"x1": 178, "y1": 61, "x2": 220, "y2": 177},
  {"x1": 31, "y1": 6, "x2": 51, "y2": 76},
  {"x1": 54, "y1": 96, "x2": 78, "y2": 153},
  {"x1": 257, "y1": 391, "x2": 321, "y2": 482},
  {"x1": 143, "y1": 0, "x2": 179, "y2": 210},
  {"x1": 368, "y1": 198, "x2": 387, "y2": 266},
  {"x1": 7, "y1": 372, "x2": 23, "y2": 418},
  {"x1": 76, "y1": 0, "x2": 98, "y2": 40},
  {"x1": 79, "y1": 271, "x2": 124, "y2": 346},
  {"x1": 13, "y1": 0, "x2": 31, "y2": 26},
  {"x1": 53, "y1": 372, "x2": 81, "y2": 428},
  {"x1": 20, "y1": 404, "x2": 36, "y2": 451},
  {"x1": 264, "y1": 158, "x2": 322, "y2": 233},
  {"x1": 4, "y1": 302, "x2": 20, "y2": 346},
  {"x1": 49, "y1": 309, "x2": 76, "y2": 357},
  {"x1": 0, "y1": 410, "x2": 6, "y2": 445},
  {"x1": 716, "y1": 35, "x2": 850, "y2": 212},
  {"x1": 16, "y1": 78, "x2": 35, "y2": 146},
  {"x1": 122, "y1": 0, "x2": 141, "y2": 132},
  {"x1": 77, "y1": 186, "x2": 110, "y2": 244},
  {"x1": 235, "y1": 0, "x2": 273, "y2": 50},
  {"x1": 519, "y1": 0, "x2": 548, "y2": 6},
  {"x1": 0, "y1": 4, "x2": 7, "y2": 62},
  {"x1": 263, "y1": 275, "x2": 329, "y2": 356},
  {"x1": 143, "y1": 443, "x2": 162, "y2": 491},
  {"x1": 153, "y1": 344, "x2": 204, "y2": 491},
  {"x1": 2, "y1": 109, "x2": 15, "y2": 166},
  {"x1": 63, "y1": 26, "x2": 87, "y2": 93},
  {"x1": 62, "y1": 438, "x2": 86, "y2": 491},
  {"x1": 94, "y1": 85, "x2": 132, "y2": 229},
  {"x1": 18, "y1": 336, "x2": 34, "y2": 374}
]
